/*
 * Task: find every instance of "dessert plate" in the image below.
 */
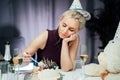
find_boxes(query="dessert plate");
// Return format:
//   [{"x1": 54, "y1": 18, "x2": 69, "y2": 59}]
[{"x1": 15, "y1": 62, "x2": 34, "y2": 73}]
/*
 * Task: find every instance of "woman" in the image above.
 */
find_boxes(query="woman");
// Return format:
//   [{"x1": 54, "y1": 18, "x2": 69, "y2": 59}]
[{"x1": 19, "y1": 10, "x2": 86, "y2": 72}]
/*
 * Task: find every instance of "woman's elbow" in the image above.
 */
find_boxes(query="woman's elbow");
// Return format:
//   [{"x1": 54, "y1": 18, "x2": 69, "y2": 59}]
[{"x1": 61, "y1": 66, "x2": 73, "y2": 72}]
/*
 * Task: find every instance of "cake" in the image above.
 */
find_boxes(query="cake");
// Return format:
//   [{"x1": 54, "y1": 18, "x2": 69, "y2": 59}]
[
  {"x1": 38, "y1": 68, "x2": 60, "y2": 80},
  {"x1": 31, "y1": 59, "x2": 61, "y2": 80}
]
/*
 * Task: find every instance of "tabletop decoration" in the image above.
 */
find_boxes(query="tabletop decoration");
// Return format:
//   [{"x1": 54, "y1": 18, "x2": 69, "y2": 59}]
[{"x1": 38, "y1": 57, "x2": 58, "y2": 70}]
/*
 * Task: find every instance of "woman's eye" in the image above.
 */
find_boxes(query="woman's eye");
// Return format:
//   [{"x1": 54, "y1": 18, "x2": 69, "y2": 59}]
[
  {"x1": 69, "y1": 29, "x2": 74, "y2": 32},
  {"x1": 63, "y1": 24, "x2": 66, "y2": 27},
  {"x1": 62, "y1": 23, "x2": 67, "y2": 27}
]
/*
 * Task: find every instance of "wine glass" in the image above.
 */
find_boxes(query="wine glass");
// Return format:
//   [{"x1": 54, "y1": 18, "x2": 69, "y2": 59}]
[
  {"x1": 79, "y1": 45, "x2": 88, "y2": 79},
  {"x1": 12, "y1": 48, "x2": 23, "y2": 80}
]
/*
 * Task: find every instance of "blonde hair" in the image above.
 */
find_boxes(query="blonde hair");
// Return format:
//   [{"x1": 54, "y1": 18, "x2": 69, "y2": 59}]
[{"x1": 60, "y1": 10, "x2": 86, "y2": 30}]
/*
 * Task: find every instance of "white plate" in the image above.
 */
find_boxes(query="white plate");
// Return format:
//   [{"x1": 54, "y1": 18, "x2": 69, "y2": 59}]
[{"x1": 15, "y1": 63, "x2": 34, "y2": 73}]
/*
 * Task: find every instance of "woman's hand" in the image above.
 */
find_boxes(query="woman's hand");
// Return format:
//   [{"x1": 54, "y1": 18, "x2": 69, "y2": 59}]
[
  {"x1": 22, "y1": 52, "x2": 32, "y2": 65},
  {"x1": 61, "y1": 34, "x2": 79, "y2": 71},
  {"x1": 63, "y1": 34, "x2": 78, "y2": 43}
]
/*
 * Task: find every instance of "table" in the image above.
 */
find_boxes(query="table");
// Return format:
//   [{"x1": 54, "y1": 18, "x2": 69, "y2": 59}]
[
  {"x1": 24, "y1": 68, "x2": 102, "y2": 80},
  {"x1": 1, "y1": 69, "x2": 101, "y2": 80},
  {"x1": 59, "y1": 69, "x2": 101, "y2": 80},
  {"x1": 0, "y1": 62, "x2": 102, "y2": 80},
  {"x1": 0, "y1": 62, "x2": 33, "y2": 80},
  {"x1": 1, "y1": 73, "x2": 25, "y2": 80}
]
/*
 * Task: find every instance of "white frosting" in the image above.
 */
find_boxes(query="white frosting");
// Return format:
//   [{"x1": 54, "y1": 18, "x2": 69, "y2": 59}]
[{"x1": 38, "y1": 69, "x2": 60, "y2": 80}]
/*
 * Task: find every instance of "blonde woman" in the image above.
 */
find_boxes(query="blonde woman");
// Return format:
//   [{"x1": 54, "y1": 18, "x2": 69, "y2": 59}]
[{"x1": 19, "y1": 10, "x2": 86, "y2": 72}]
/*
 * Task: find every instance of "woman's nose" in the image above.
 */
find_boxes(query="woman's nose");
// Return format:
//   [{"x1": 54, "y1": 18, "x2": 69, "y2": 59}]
[{"x1": 63, "y1": 28, "x2": 68, "y2": 33}]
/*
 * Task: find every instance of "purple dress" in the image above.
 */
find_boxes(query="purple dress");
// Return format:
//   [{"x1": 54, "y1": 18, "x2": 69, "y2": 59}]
[{"x1": 37, "y1": 29, "x2": 62, "y2": 68}]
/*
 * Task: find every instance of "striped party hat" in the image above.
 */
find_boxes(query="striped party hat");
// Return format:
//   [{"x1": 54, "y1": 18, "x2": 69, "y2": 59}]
[{"x1": 69, "y1": 0, "x2": 91, "y2": 20}]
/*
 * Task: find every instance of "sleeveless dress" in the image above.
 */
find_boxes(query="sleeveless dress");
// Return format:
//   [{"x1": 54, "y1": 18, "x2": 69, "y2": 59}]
[{"x1": 37, "y1": 29, "x2": 62, "y2": 68}]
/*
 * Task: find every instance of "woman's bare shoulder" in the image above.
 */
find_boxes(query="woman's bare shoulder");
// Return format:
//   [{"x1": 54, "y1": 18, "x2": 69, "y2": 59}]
[
  {"x1": 36, "y1": 30, "x2": 48, "y2": 49},
  {"x1": 36, "y1": 30, "x2": 48, "y2": 39}
]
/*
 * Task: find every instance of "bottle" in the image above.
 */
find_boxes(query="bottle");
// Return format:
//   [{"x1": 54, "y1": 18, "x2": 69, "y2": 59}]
[
  {"x1": 2, "y1": 41, "x2": 11, "y2": 76},
  {"x1": 3, "y1": 41, "x2": 11, "y2": 61}
]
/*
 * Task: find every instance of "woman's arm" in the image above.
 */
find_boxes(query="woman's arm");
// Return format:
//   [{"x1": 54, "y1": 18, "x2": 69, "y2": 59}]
[
  {"x1": 18, "y1": 30, "x2": 48, "y2": 64},
  {"x1": 61, "y1": 34, "x2": 80, "y2": 72},
  {"x1": 24, "y1": 30, "x2": 48, "y2": 56}
]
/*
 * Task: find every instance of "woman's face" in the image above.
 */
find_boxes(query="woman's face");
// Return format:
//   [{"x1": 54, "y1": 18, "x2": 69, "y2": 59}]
[{"x1": 58, "y1": 17, "x2": 79, "y2": 39}]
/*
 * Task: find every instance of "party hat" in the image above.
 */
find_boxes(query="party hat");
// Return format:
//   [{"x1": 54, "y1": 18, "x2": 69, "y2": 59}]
[
  {"x1": 114, "y1": 22, "x2": 120, "y2": 40},
  {"x1": 69, "y1": 0, "x2": 91, "y2": 20}
]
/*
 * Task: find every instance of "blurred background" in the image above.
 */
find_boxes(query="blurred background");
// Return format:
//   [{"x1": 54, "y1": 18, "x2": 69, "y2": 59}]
[{"x1": 0, "y1": 0, "x2": 120, "y2": 63}]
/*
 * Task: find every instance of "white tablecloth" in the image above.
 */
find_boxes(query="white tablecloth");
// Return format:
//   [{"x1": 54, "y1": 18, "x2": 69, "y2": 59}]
[
  {"x1": 1, "y1": 73, "x2": 25, "y2": 80},
  {"x1": 0, "y1": 69, "x2": 101, "y2": 80},
  {"x1": 60, "y1": 69, "x2": 101, "y2": 80},
  {"x1": 24, "y1": 69, "x2": 102, "y2": 80}
]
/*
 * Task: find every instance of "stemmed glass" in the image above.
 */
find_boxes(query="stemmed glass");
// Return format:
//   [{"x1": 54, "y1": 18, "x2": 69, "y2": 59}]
[
  {"x1": 79, "y1": 45, "x2": 88, "y2": 79},
  {"x1": 12, "y1": 48, "x2": 23, "y2": 80}
]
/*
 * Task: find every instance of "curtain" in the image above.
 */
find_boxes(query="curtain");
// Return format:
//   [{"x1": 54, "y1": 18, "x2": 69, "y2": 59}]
[
  {"x1": 8, "y1": 0, "x2": 72, "y2": 46},
  {"x1": 0, "y1": 0, "x2": 93, "y2": 63}
]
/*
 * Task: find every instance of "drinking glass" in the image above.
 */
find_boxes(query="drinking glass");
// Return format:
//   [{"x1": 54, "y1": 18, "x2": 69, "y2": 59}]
[
  {"x1": 74, "y1": 60, "x2": 82, "y2": 70},
  {"x1": 0, "y1": 61, "x2": 9, "y2": 80},
  {"x1": 13, "y1": 57, "x2": 23, "y2": 80},
  {"x1": 12, "y1": 48, "x2": 23, "y2": 64},
  {"x1": 79, "y1": 45, "x2": 88, "y2": 79},
  {"x1": 8, "y1": 64, "x2": 17, "y2": 80},
  {"x1": 12, "y1": 48, "x2": 23, "y2": 80}
]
